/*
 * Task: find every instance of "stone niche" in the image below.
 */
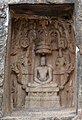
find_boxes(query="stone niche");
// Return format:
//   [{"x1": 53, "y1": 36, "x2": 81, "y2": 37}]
[{"x1": 3, "y1": 3, "x2": 76, "y2": 117}]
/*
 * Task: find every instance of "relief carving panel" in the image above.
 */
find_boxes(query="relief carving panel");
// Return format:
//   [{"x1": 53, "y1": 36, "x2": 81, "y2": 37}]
[{"x1": 9, "y1": 15, "x2": 75, "y2": 110}]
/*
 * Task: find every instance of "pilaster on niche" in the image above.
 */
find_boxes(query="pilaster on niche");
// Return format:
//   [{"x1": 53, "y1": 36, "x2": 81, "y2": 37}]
[{"x1": 3, "y1": 4, "x2": 76, "y2": 114}]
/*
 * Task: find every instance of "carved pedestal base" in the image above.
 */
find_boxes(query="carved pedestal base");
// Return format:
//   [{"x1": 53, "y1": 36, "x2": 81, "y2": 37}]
[
  {"x1": 25, "y1": 86, "x2": 60, "y2": 109},
  {"x1": 25, "y1": 96, "x2": 60, "y2": 109}
]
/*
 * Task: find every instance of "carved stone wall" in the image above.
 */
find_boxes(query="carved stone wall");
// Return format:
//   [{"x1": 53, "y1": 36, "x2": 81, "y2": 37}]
[{"x1": 2, "y1": 3, "x2": 76, "y2": 118}]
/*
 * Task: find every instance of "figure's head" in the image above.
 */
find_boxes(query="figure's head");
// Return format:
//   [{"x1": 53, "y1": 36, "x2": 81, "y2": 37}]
[{"x1": 40, "y1": 55, "x2": 46, "y2": 66}]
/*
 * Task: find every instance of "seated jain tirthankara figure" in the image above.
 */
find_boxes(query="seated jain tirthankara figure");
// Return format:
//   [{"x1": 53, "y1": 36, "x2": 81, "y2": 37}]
[
  {"x1": 29, "y1": 55, "x2": 53, "y2": 85},
  {"x1": 25, "y1": 55, "x2": 60, "y2": 109}
]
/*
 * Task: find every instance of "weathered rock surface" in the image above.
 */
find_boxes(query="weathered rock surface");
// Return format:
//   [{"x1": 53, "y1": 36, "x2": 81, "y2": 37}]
[{"x1": 0, "y1": 0, "x2": 7, "y2": 118}]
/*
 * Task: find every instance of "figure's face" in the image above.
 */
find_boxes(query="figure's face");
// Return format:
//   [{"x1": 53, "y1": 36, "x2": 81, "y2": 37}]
[{"x1": 40, "y1": 56, "x2": 46, "y2": 66}]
